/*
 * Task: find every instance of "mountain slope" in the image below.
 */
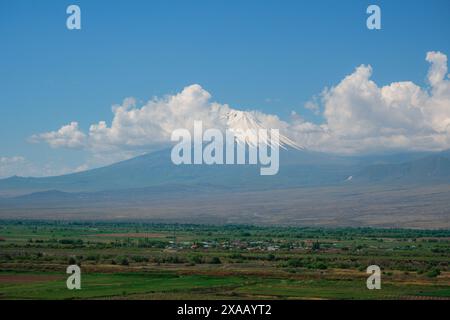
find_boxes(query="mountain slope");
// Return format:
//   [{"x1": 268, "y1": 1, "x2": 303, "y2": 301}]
[
  {"x1": 353, "y1": 151, "x2": 450, "y2": 183},
  {"x1": 1, "y1": 149, "x2": 449, "y2": 229},
  {"x1": 1, "y1": 148, "x2": 450, "y2": 198},
  {"x1": 0, "y1": 148, "x2": 356, "y2": 196}
]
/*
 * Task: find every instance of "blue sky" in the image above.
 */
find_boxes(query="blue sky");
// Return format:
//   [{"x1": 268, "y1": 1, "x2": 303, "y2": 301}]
[{"x1": 1, "y1": 0, "x2": 450, "y2": 177}]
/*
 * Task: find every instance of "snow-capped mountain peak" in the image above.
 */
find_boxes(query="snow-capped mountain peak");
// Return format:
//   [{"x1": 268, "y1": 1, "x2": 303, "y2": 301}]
[{"x1": 224, "y1": 110, "x2": 302, "y2": 150}]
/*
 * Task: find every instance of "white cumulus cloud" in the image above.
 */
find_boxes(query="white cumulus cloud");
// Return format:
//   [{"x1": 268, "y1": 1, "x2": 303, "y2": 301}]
[
  {"x1": 87, "y1": 85, "x2": 230, "y2": 153},
  {"x1": 30, "y1": 122, "x2": 86, "y2": 149},
  {"x1": 291, "y1": 51, "x2": 450, "y2": 153},
  {"x1": 30, "y1": 51, "x2": 450, "y2": 167}
]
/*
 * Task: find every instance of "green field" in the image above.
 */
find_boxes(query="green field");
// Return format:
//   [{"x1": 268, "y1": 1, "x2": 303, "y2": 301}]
[{"x1": 0, "y1": 221, "x2": 449, "y2": 300}]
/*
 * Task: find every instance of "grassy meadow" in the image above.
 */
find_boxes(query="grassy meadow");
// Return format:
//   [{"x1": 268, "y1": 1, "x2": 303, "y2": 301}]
[{"x1": 0, "y1": 221, "x2": 449, "y2": 300}]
